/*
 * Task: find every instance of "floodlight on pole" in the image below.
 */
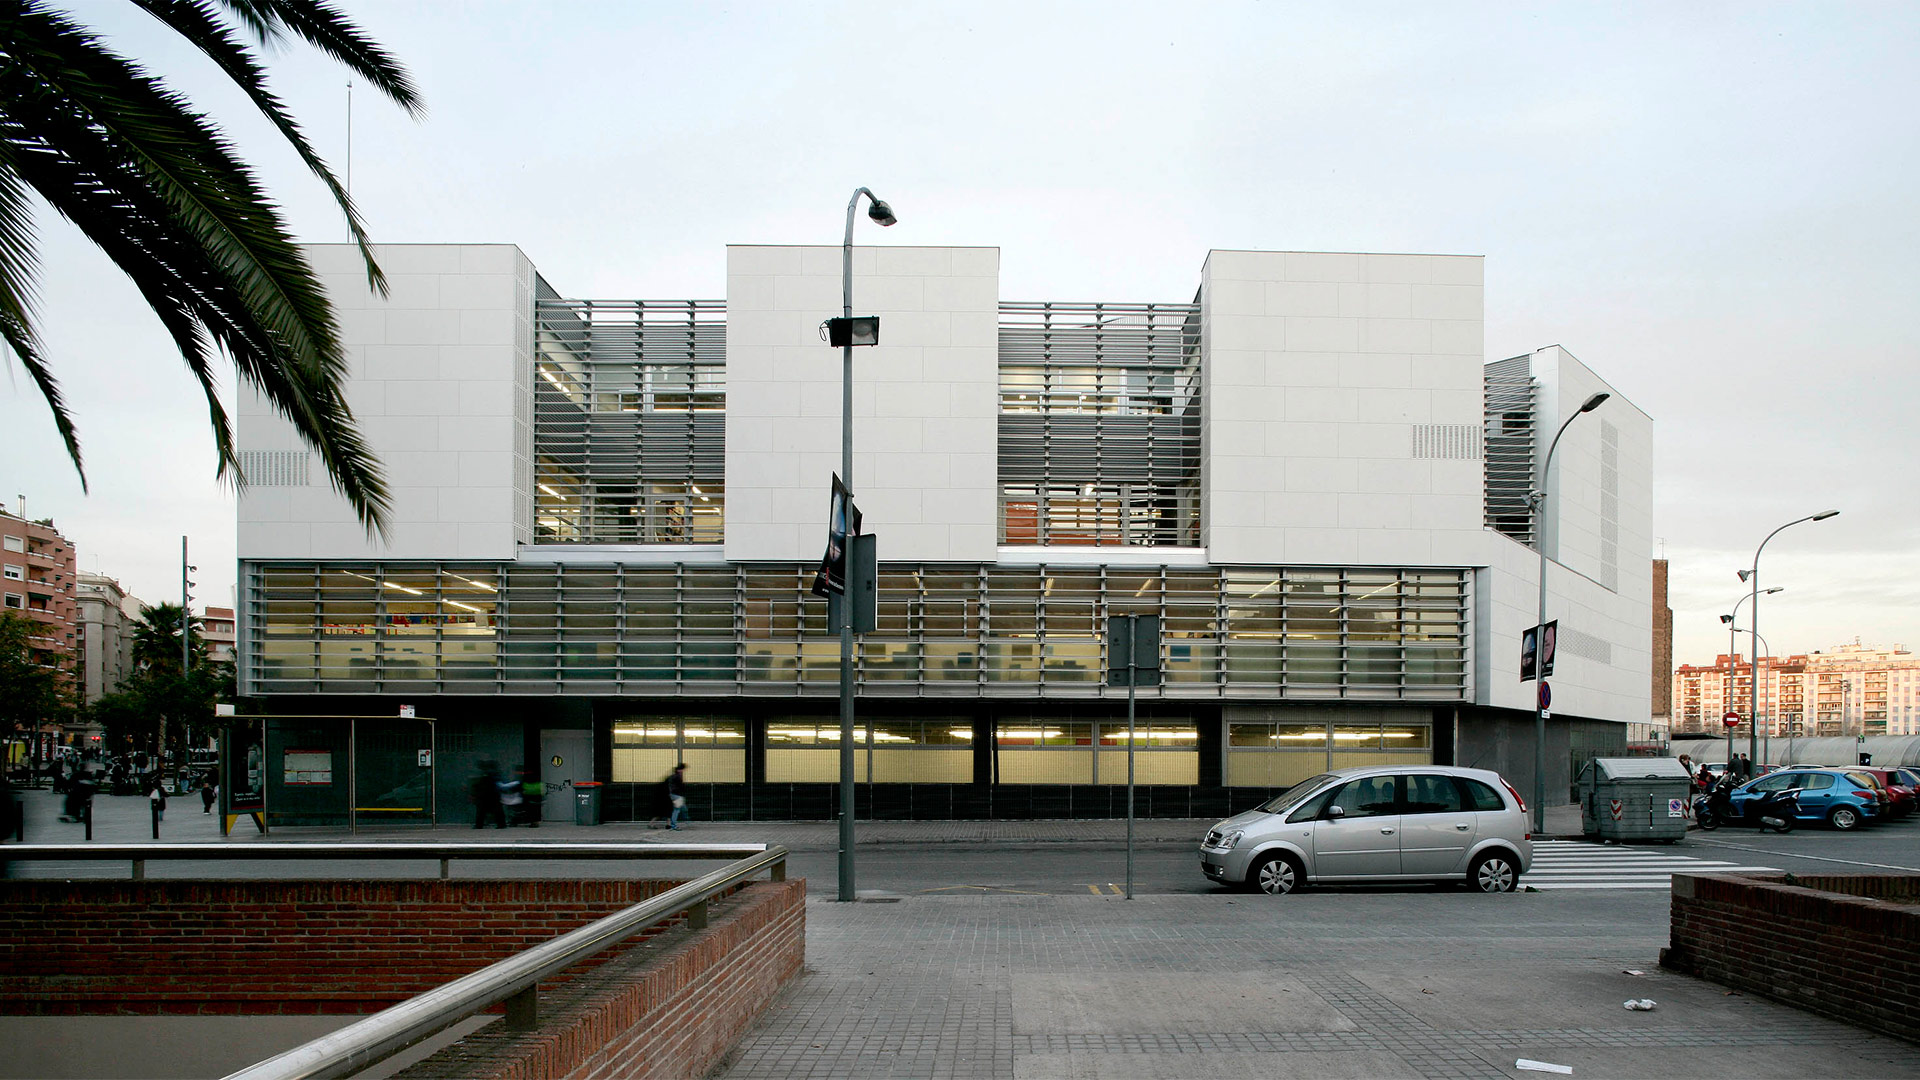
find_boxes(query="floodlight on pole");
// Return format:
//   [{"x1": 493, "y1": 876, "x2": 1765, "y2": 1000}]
[
  {"x1": 1746, "y1": 511, "x2": 1837, "y2": 771},
  {"x1": 835, "y1": 186, "x2": 896, "y2": 903},
  {"x1": 1529, "y1": 391, "x2": 1608, "y2": 834}
]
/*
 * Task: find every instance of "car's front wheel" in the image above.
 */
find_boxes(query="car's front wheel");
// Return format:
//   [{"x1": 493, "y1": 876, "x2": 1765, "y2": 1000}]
[
  {"x1": 1829, "y1": 806, "x2": 1862, "y2": 831},
  {"x1": 1246, "y1": 852, "x2": 1302, "y2": 895},
  {"x1": 1469, "y1": 851, "x2": 1519, "y2": 893}
]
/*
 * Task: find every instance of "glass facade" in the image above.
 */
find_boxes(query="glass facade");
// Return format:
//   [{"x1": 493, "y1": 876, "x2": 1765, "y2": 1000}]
[
  {"x1": 245, "y1": 562, "x2": 1468, "y2": 700},
  {"x1": 532, "y1": 298, "x2": 727, "y2": 544},
  {"x1": 998, "y1": 302, "x2": 1203, "y2": 547}
]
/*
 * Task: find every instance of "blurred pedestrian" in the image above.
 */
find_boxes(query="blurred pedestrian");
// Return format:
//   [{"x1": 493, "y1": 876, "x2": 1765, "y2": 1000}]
[
  {"x1": 471, "y1": 760, "x2": 506, "y2": 829},
  {"x1": 666, "y1": 762, "x2": 690, "y2": 830},
  {"x1": 199, "y1": 771, "x2": 218, "y2": 814},
  {"x1": 512, "y1": 766, "x2": 543, "y2": 827}
]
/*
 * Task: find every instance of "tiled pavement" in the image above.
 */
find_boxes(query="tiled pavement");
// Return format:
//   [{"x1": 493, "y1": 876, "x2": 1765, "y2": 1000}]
[
  {"x1": 10, "y1": 791, "x2": 1918, "y2": 1079},
  {"x1": 718, "y1": 892, "x2": 1920, "y2": 1079}
]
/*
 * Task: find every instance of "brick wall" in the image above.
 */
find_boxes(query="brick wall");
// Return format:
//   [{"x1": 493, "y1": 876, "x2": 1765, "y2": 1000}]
[
  {"x1": 0, "y1": 879, "x2": 687, "y2": 1014},
  {"x1": 1662, "y1": 872, "x2": 1920, "y2": 1043},
  {"x1": 394, "y1": 879, "x2": 807, "y2": 1080}
]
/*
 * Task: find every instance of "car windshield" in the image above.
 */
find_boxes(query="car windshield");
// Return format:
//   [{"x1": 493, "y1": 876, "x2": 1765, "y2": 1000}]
[{"x1": 1257, "y1": 774, "x2": 1336, "y2": 814}]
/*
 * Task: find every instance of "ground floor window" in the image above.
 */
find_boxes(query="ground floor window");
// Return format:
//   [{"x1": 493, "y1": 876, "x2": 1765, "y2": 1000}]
[
  {"x1": 994, "y1": 718, "x2": 1199, "y2": 785},
  {"x1": 765, "y1": 717, "x2": 973, "y2": 784},
  {"x1": 1224, "y1": 719, "x2": 1432, "y2": 787},
  {"x1": 610, "y1": 714, "x2": 746, "y2": 784}
]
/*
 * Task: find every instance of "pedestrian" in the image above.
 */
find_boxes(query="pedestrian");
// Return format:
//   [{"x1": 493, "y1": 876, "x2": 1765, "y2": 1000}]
[
  {"x1": 497, "y1": 766, "x2": 524, "y2": 823},
  {"x1": 471, "y1": 760, "x2": 506, "y2": 829},
  {"x1": 1738, "y1": 753, "x2": 1753, "y2": 781},
  {"x1": 199, "y1": 771, "x2": 217, "y2": 814},
  {"x1": 147, "y1": 776, "x2": 168, "y2": 822},
  {"x1": 516, "y1": 767, "x2": 544, "y2": 827},
  {"x1": 666, "y1": 762, "x2": 690, "y2": 830},
  {"x1": 1678, "y1": 754, "x2": 1693, "y2": 786}
]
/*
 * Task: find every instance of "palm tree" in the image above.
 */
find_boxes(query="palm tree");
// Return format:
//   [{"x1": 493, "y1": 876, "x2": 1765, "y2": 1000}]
[
  {"x1": 0, "y1": 0, "x2": 424, "y2": 533},
  {"x1": 131, "y1": 601, "x2": 200, "y2": 674}
]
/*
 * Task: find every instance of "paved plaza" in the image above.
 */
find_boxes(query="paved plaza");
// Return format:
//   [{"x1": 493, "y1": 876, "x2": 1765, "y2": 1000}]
[{"x1": 6, "y1": 789, "x2": 1918, "y2": 1079}]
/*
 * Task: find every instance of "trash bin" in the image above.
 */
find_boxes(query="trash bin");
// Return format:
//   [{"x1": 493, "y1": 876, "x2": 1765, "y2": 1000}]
[
  {"x1": 1579, "y1": 757, "x2": 1693, "y2": 841},
  {"x1": 573, "y1": 781, "x2": 603, "y2": 826}
]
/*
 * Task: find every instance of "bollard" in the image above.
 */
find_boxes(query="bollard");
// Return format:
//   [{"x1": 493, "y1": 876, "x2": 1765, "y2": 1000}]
[
  {"x1": 151, "y1": 800, "x2": 161, "y2": 840},
  {"x1": 84, "y1": 799, "x2": 92, "y2": 841}
]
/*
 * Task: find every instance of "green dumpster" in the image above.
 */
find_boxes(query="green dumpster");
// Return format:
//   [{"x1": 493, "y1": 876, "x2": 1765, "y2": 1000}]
[{"x1": 1579, "y1": 757, "x2": 1692, "y2": 842}]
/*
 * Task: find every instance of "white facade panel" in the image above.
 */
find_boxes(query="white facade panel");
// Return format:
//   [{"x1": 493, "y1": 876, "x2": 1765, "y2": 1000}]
[
  {"x1": 1202, "y1": 250, "x2": 1487, "y2": 567},
  {"x1": 723, "y1": 245, "x2": 1000, "y2": 564},
  {"x1": 236, "y1": 244, "x2": 534, "y2": 561}
]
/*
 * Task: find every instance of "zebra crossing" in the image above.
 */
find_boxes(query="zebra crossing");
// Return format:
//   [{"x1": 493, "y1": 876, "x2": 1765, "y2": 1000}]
[{"x1": 1522, "y1": 839, "x2": 1781, "y2": 890}]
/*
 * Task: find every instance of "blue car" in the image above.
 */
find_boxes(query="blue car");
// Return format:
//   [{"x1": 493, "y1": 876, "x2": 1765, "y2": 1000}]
[{"x1": 1729, "y1": 768, "x2": 1882, "y2": 831}]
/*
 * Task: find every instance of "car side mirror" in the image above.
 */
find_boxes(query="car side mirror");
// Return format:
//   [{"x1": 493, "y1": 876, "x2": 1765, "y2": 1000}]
[{"x1": 1323, "y1": 804, "x2": 1346, "y2": 820}]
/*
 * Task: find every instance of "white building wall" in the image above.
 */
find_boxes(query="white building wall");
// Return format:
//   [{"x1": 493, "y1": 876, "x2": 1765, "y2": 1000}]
[
  {"x1": 237, "y1": 244, "x2": 535, "y2": 561},
  {"x1": 1199, "y1": 250, "x2": 1488, "y2": 567},
  {"x1": 1472, "y1": 349, "x2": 1654, "y2": 724},
  {"x1": 723, "y1": 245, "x2": 1000, "y2": 564}
]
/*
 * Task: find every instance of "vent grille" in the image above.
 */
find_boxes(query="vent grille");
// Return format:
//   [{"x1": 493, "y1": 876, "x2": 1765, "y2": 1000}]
[
  {"x1": 531, "y1": 299, "x2": 725, "y2": 544},
  {"x1": 1559, "y1": 625, "x2": 1614, "y2": 665},
  {"x1": 1483, "y1": 356, "x2": 1536, "y2": 545},
  {"x1": 1599, "y1": 420, "x2": 1620, "y2": 591},
  {"x1": 239, "y1": 450, "x2": 311, "y2": 487},
  {"x1": 1412, "y1": 424, "x2": 1482, "y2": 460},
  {"x1": 998, "y1": 302, "x2": 1202, "y2": 547}
]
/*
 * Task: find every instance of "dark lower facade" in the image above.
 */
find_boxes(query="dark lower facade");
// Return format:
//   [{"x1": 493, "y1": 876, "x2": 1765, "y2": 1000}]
[{"x1": 242, "y1": 696, "x2": 1623, "y2": 826}]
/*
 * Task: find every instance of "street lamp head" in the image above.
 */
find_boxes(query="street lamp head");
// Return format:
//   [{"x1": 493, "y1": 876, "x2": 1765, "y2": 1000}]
[
  {"x1": 1720, "y1": 614, "x2": 1733, "y2": 624},
  {"x1": 1763, "y1": 586, "x2": 1783, "y2": 596},
  {"x1": 1737, "y1": 569, "x2": 1752, "y2": 582},
  {"x1": 1578, "y1": 392, "x2": 1610, "y2": 413},
  {"x1": 1812, "y1": 509, "x2": 1839, "y2": 521},
  {"x1": 867, "y1": 199, "x2": 897, "y2": 227}
]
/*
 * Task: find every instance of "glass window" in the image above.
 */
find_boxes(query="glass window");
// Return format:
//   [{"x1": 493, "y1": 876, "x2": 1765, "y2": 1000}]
[
  {"x1": 1798, "y1": 773, "x2": 1834, "y2": 790},
  {"x1": 2, "y1": 565, "x2": 20, "y2": 580},
  {"x1": 1330, "y1": 775, "x2": 1400, "y2": 818},
  {"x1": 1458, "y1": 778, "x2": 1506, "y2": 811},
  {"x1": 1, "y1": 536, "x2": 21, "y2": 552},
  {"x1": 1285, "y1": 783, "x2": 1342, "y2": 823},
  {"x1": 1404, "y1": 774, "x2": 1466, "y2": 814}
]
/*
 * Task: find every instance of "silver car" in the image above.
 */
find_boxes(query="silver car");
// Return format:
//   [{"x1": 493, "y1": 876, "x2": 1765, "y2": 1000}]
[{"x1": 1199, "y1": 765, "x2": 1533, "y2": 894}]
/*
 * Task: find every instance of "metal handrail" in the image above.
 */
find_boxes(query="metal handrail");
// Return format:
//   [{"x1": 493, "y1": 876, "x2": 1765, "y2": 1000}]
[
  {"x1": 0, "y1": 841, "x2": 772, "y2": 880},
  {"x1": 218, "y1": 844, "x2": 789, "y2": 1080}
]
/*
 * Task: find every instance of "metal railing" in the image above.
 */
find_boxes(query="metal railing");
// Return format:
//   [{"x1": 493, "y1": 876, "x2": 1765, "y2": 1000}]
[
  {"x1": 0, "y1": 840, "x2": 781, "y2": 882},
  {"x1": 4, "y1": 841, "x2": 789, "y2": 1080}
]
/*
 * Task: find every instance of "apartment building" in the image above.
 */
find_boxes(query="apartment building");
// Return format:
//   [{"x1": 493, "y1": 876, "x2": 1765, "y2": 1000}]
[
  {"x1": 76, "y1": 572, "x2": 141, "y2": 704},
  {"x1": 235, "y1": 243, "x2": 1653, "y2": 824},
  {"x1": 1, "y1": 502, "x2": 78, "y2": 749},
  {"x1": 1673, "y1": 641, "x2": 1920, "y2": 737}
]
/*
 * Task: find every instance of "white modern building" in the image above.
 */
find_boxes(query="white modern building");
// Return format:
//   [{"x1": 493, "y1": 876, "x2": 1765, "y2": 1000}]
[{"x1": 235, "y1": 243, "x2": 1652, "y2": 823}]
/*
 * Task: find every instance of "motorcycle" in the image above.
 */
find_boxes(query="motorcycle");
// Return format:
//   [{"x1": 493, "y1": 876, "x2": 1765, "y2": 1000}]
[{"x1": 1693, "y1": 775, "x2": 1797, "y2": 833}]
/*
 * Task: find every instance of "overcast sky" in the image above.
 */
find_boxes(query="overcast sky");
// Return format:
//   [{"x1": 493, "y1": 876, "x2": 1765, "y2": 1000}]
[{"x1": 3, "y1": 1, "x2": 1915, "y2": 678}]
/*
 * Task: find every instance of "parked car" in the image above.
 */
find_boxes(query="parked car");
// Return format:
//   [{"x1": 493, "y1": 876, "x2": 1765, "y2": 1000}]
[
  {"x1": 1851, "y1": 768, "x2": 1914, "y2": 819},
  {"x1": 1733, "y1": 768, "x2": 1883, "y2": 830},
  {"x1": 1199, "y1": 766, "x2": 1533, "y2": 895}
]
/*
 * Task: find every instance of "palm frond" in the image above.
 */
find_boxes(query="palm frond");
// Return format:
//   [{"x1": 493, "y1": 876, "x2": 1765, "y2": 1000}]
[
  {"x1": 217, "y1": 0, "x2": 424, "y2": 117},
  {"x1": 0, "y1": 0, "x2": 414, "y2": 533},
  {"x1": 0, "y1": 156, "x2": 85, "y2": 486},
  {"x1": 130, "y1": 0, "x2": 391, "y2": 296}
]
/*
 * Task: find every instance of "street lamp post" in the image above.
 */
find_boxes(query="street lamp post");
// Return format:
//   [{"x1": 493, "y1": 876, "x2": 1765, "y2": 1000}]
[
  {"x1": 835, "y1": 187, "x2": 896, "y2": 903},
  {"x1": 1720, "y1": 587, "x2": 1781, "y2": 769},
  {"x1": 1529, "y1": 390, "x2": 1609, "y2": 835},
  {"x1": 1740, "y1": 511, "x2": 1837, "y2": 775}
]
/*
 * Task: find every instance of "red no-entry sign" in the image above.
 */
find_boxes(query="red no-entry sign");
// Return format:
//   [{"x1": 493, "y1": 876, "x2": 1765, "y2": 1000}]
[{"x1": 1723, "y1": 711, "x2": 1740, "y2": 728}]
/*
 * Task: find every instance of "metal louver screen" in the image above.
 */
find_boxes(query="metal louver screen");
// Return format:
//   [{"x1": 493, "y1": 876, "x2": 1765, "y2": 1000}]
[
  {"x1": 1483, "y1": 355, "x2": 1536, "y2": 545},
  {"x1": 998, "y1": 301, "x2": 1202, "y2": 547},
  {"x1": 532, "y1": 299, "x2": 726, "y2": 544}
]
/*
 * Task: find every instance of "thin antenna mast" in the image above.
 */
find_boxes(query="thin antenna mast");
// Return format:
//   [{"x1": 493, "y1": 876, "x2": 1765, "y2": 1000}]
[{"x1": 346, "y1": 80, "x2": 354, "y2": 200}]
